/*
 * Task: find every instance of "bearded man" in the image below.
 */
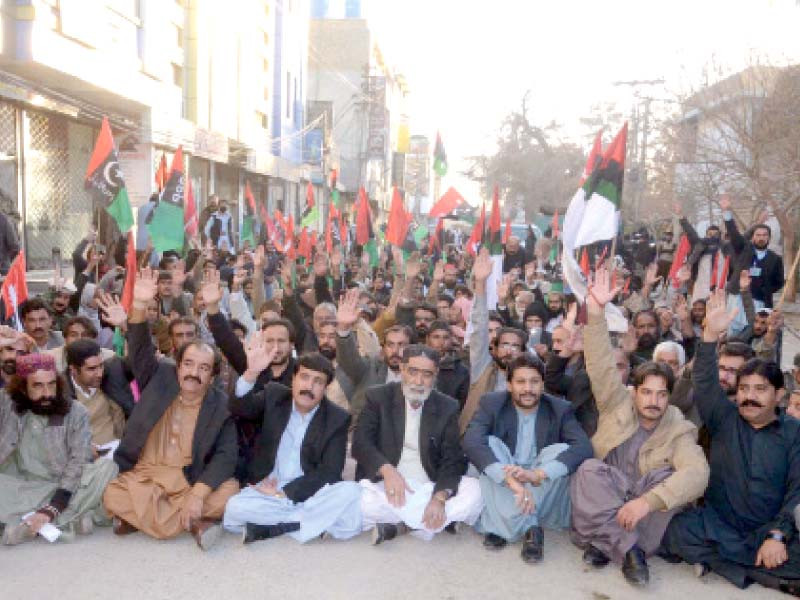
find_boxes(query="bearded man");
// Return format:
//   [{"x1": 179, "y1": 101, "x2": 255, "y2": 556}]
[
  {"x1": 462, "y1": 353, "x2": 592, "y2": 563},
  {"x1": 353, "y1": 345, "x2": 483, "y2": 545},
  {"x1": 103, "y1": 268, "x2": 239, "y2": 550},
  {"x1": 0, "y1": 353, "x2": 117, "y2": 545}
]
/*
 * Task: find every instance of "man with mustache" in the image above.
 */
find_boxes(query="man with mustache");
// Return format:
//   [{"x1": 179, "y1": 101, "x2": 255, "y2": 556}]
[
  {"x1": 353, "y1": 344, "x2": 482, "y2": 545},
  {"x1": 222, "y1": 341, "x2": 361, "y2": 544},
  {"x1": 0, "y1": 326, "x2": 31, "y2": 387},
  {"x1": 663, "y1": 289, "x2": 800, "y2": 594},
  {"x1": 570, "y1": 267, "x2": 709, "y2": 587},
  {"x1": 721, "y1": 194, "x2": 784, "y2": 309},
  {"x1": 19, "y1": 298, "x2": 64, "y2": 352},
  {"x1": 631, "y1": 310, "x2": 660, "y2": 362},
  {"x1": 463, "y1": 352, "x2": 591, "y2": 563},
  {"x1": 459, "y1": 248, "x2": 527, "y2": 433},
  {"x1": 0, "y1": 353, "x2": 117, "y2": 545},
  {"x1": 103, "y1": 268, "x2": 239, "y2": 551}
]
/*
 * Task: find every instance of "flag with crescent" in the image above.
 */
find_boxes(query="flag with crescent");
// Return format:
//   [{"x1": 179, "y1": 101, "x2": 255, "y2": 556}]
[{"x1": 85, "y1": 116, "x2": 134, "y2": 233}]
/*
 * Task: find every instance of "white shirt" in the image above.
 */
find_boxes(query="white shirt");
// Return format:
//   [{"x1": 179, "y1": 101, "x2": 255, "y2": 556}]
[{"x1": 395, "y1": 400, "x2": 431, "y2": 484}]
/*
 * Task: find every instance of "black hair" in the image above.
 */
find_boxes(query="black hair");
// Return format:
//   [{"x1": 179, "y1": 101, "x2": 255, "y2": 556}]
[
  {"x1": 738, "y1": 358, "x2": 783, "y2": 390},
  {"x1": 401, "y1": 344, "x2": 441, "y2": 365},
  {"x1": 157, "y1": 270, "x2": 173, "y2": 283},
  {"x1": 753, "y1": 224, "x2": 772, "y2": 238},
  {"x1": 63, "y1": 316, "x2": 98, "y2": 339},
  {"x1": 175, "y1": 341, "x2": 221, "y2": 377},
  {"x1": 168, "y1": 317, "x2": 199, "y2": 337},
  {"x1": 384, "y1": 324, "x2": 413, "y2": 343},
  {"x1": 506, "y1": 352, "x2": 545, "y2": 380},
  {"x1": 8, "y1": 372, "x2": 71, "y2": 416},
  {"x1": 436, "y1": 294, "x2": 454, "y2": 307},
  {"x1": 19, "y1": 297, "x2": 50, "y2": 320},
  {"x1": 719, "y1": 341, "x2": 755, "y2": 361},
  {"x1": 488, "y1": 311, "x2": 505, "y2": 327},
  {"x1": 494, "y1": 326, "x2": 527, "y2": 348},
  {"x1": 261, "y1": 318, "x2": 296, "y2": 343},
  {"x1": 631, "y1": 361, "x2": 675, "y2": 393},
  {"x1": 295, "y1": 352, "x2": 335, "y2": 385},
  {"x1": 415, "y1": 302, "x2": 438, "y2": 317},
  {"x1": 65, "y1": 338, "x2": 102, "y2": 369},
  {"x1": 426, "y1": 320, "x2": 451, "y2": 337}
]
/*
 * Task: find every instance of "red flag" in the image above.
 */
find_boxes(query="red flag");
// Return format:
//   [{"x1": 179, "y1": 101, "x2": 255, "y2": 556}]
[
  {"x1": 155, "y1": 153, "x2": 168, "y2": 192},
  {"x1": 579, "y1": 249, "x2": 590, "y2": 277},
  {"x1": 325, "y1": 212, "x2": 334, "y2": 254},
  {"x1": 339, "y1": 214, "x2": 348, "y2": 251},
  {"x1": 711, "y1": 252, "x2": 730, "y2": 290},
  {"x1": 503, "y1": 217, "x2": 511, "y2": 245},
  {"x1": 385, "y1": 187, "x2": 411, "y2": 246},
  {"x1": 551, "y1": 210, "x2": 560, "y2": 239},
  {"x1": 1, "y1": 251, "x2": 27, "y2": 325},
  {"x1": 428, "y1": 218, "x2": 444, "y2": 255},
  {"x1": 183, "y1": 178, "x2": 198, "y2": 239},
  {"x1": 580, "y1": 130, "x2": 604, "y2": 185},
  {"x1": 297, "y1": 227, "x2": 312, "y2": 262},
  {"x1": 355, "y1": 187, "x2": 373, "y2": 245},
  {"x1": 466, "y1": 203, "x2": 486, "y2": 256},
  {"x1": 306, "y1": 181, "x2": 315, "y2": 210},
  {"x1": 488, "y1": 186, "x2": 501, "y2": 239},
  {"x1": 120, "y1": 232, "x2": 136, "y2": 313},
  {"x1": 245, "y1": 181, "x2": 256, "y2": 214},
  {"x1": 259, "y1": 200, "x2": 270, "y2": 227},
  {"x1": 428, "y1": 186, "x2": 465, "y2": 218},
  {"x1": 668, "y1": 234, "x2": 691, "y2": 287},
  {"x1": 286, "y1": 215, "x2": 296, "y2": 260}
]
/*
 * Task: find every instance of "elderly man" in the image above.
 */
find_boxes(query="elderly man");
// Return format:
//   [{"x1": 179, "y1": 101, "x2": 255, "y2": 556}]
[
  {"x1": 0, "y1": 326, "x2": 31, "y2": 386},
  {"x1": 463, "y1": 353, "x2": 591, "y2": 562},
  {"x1": 460, "y1": 249, "x2": 527, "y2": 432},
  {"x1": 223, "y1": 344, "x2": 361, "y2": 544},
  {"x1": 103, "y1": 268, "x2": 239, "y2": 550},
  {"x1": 663, "y1": 290, "x2": 800, "y2": 594},
  {"x1": 0, "y1": 353, "x2": 117, "y2": 545},
  {"x1": 653, "y1": 341, "x2": 686, "y2": 379},
  {"x1": 353, "y1": 344, "x2": 482, "y2": 544},
  {"x1": 571, "y1": 268, "x2": 709, "y2": 586},
  {"x1": 503, "y1": 235, "x2": 526, "y2": 274}
]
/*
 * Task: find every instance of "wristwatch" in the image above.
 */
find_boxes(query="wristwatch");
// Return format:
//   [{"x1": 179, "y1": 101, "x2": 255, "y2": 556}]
[{"x1": 767, "y1": 531, "x2": 786, "y2": 543}]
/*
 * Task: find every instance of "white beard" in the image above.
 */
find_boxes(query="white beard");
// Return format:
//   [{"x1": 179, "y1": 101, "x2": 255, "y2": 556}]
[{"x1": 402, "y1": 383, "x2": 432, "y2": 407}]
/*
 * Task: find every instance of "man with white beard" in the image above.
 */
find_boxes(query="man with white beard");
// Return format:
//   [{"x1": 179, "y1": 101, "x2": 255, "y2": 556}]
[{"x1": 352, "y1": 345, "x2": 483, "y2": 544}]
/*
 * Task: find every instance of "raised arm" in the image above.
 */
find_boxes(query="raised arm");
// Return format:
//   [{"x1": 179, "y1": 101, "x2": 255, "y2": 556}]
[
  {"x1": 202, "y1": 269, "x2": 248, "y2": 374},
  {"x1": 584, "y1": 266, "x2": 630, "y2": 414},
  {"x1": 122, "y1": 268, "x2": 161, "y2": 390},
  {"x1": 719, "y1": 194, "x2": 746, "y2": 253},
  {"x1": 335, "y1": 288, "x2": 369, "y2": 383},
  {"x1": 469, "y1": 248, "x2": 494, "y2": 381}
]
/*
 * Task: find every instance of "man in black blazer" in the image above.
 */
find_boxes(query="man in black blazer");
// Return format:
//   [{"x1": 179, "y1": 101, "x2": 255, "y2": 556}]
[
  {"x1": 103, "y1": 268, "x2": 239, "y2": 551},
  {"x1": 352, "y1": 344, "x2": 483, "y2": 545},
  {"x1": 222, "y1": 339, "x2": 362, "y2": 544},
  {"x1": 463, "y1": 352, "x2": 592, "y2": 563}
]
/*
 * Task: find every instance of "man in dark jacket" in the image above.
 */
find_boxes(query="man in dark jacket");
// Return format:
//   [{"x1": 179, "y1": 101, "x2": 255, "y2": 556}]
[
  {"x1": 352, "y1": 345, "x2": 483, "y2": 544},
  {"x1": 426, "y1": 320, "x2": 469, "y2": 408},
  {"x1": 720, "y1": 195, "x2": 784, "y2": 308},
  {"x1": 223, "y1": 347, "x2": 361, "y2": 544},
  {"x1": 103, "y1": 268, "x2": 239, "y2": 551},
  {"x1": 463, "y1": 352, "x2": 592, "y2": 563}
]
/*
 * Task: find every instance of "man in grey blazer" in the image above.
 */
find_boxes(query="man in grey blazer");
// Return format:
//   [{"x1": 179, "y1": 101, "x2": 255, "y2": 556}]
[{"x1": 463, "y1": 352, "x2": 592, "y2": 563}]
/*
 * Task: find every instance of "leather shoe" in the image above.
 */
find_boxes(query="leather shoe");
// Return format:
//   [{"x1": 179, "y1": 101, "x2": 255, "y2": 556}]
[
  {"x1": 583, "y1": 545, "x2": 610, "y2": 567},
  {"x1": 482, "y1": 533, "x2": 508, "y2": 550},
  {"x1": 372, "y1": 522, "x2": 409, "y2": 546},
  {"x1": 243, "y1": 522, "x2": 301, "y2": 544},
  {"x1": 622, "y1": 545, "x2": 650, "y2": 586},
  {"x1": 190, "y1": 519, "x2": 222, "y2": 551},
  {"x1": 112, "y1": 516, "x2": 138, "y2": 536},
  {"x1": 520, "y1": 526, "x2": 544, "y2": 563}
]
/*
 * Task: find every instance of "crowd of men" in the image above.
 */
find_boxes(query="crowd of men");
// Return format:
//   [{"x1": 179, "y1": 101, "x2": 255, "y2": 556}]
[{"x1": 0, "y1": 195, "x2": 799, "y2": 597}]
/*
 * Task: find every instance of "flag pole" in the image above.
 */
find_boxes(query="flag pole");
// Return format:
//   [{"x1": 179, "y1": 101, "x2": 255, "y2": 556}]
[{"x1": 95, "y1": 215, "x2": 102, "y2": 282}]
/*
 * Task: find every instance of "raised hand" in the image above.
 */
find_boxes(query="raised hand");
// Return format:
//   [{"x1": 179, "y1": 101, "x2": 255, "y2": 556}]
[
  {"x1": 133, "y1": 267, "x2": 159, "y2": 305},
  {"x1": 231, "y1": 268, "x2": 247, "y2": 292},
  {"x1": 497, "y1": 273, "x2": 513, "y2": 304},
  {"x1": 644, "y1": 262, "x2": 660, "y2": 290},
  {"x1": 280, "y1": 260, "x2": 293, "y2": 292},
  {"x1": 432, "y1": 260, "x2": 444, "y2": 283},
  {"x1": 253, "y1": 245, "x2": 265, "y2": 270},
  {"x1": 739, "y1": 268, "x2": 751, "y2": 291},
  {"x1": 405, "y1": 252, "x2": 422, "y2": 281},
  {"x1": 673, "y1": 295, "x2": 690, "y2": 323},
  {"x1": 336, "y1": 287, "x2": 361, "y2": 332},
  {"x1": 703, "y1": 288, "x2": 738, "y2": 342},
  {"x1": 587, "y1": 265, "x2": 621, "y2": 315},
  {"x1": 244, "y1": 330, "x2": 277, "y2": 378},
  {"x1": 313, "y1": 252, "x2": 329, "y2": 277},
  {"x1": 97, "y1": 292, "x2": 128, "y2": 328},
  {"x1": 331, "y1": 247, "x2": 343, "y2": 271},
  {"x1": 473, "y1": 248, "x2": 493, "y2": 283},
  {"x1": 718, "y1": 193, "x2": 732, "y2": 212},
  {"x1": 199, "y1": 269, "x2": 223, "y2": 311},
  {"x1": 677, "y1": 264, "x2": 692, "y2": 285}
]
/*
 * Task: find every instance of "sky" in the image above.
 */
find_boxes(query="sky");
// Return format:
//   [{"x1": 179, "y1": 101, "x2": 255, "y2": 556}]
[{"x1": 366, "y1": 0, "x2": 800, "y2": 207}]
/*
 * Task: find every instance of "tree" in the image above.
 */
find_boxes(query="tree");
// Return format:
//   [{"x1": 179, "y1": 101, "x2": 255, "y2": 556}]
[
  {"x1": 463, "y1": 93, "x2": 586, "y2": 218},
  {"x1": 660, "y1": 60, "x2": 800, "y2": 299}
]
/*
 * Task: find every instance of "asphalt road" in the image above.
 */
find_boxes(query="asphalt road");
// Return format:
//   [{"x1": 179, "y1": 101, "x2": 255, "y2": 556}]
[{"x1": 0, "y1": 525, "x2": 783, "y2": 600}]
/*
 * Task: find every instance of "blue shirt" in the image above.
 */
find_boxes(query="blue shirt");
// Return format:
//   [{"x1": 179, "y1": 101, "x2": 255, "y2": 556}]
[
  {"x1": 270, "y1": 403, "x2": 319, "y2": 489},
  {"x1": 485, "y1": 406, "x2": 569, "y2": 484}
]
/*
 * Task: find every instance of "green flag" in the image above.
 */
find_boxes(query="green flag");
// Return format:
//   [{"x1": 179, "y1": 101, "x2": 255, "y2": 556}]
[
  {"x1": 84, "y1": 117, "x2": 134, "y2": 233},
  {"x1": 147, "y1": 147, "x2": 185, "y2": 252}
]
